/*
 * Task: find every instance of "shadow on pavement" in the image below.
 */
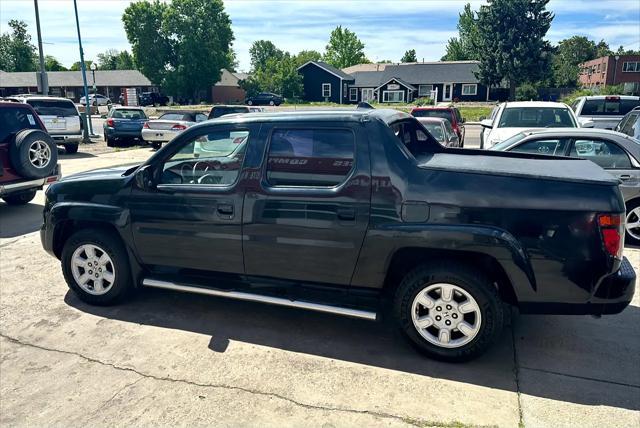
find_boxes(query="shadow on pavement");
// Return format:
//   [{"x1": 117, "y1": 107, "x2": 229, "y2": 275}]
[
  {"x1": 58, "y1": 151, "x2": 97, "y2": 159},
  {"x1": 0, "y1": 201, "x2": 43, "y2": 238},
  {"x1": 65, "y1": 286, "x2": 639, "y2": 411}
]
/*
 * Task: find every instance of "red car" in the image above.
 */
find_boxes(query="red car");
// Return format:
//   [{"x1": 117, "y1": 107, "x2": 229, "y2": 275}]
[
  {"x1": 0, "y1": 101, "x2": 60, "y2": 205},
  {"x1": 410, "y1": 106, "x2": 466, "y2": 146}
]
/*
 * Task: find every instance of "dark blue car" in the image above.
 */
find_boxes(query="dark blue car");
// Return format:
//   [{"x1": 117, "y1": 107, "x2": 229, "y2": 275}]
[{"x1": 103, "y1": 107, "x2": 148, "y2": 147}]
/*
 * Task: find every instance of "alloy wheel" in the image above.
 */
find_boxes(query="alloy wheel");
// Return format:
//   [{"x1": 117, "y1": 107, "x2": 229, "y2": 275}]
[
  {"x1": 70, "y1": 244, "x2": 116, "y2": 295},
  {"x1": 28, "y1": 140, "x2": 52, "y2": 169},
  {"x1": 626, "y1": 207, "x2": 640, "y2": 241}
]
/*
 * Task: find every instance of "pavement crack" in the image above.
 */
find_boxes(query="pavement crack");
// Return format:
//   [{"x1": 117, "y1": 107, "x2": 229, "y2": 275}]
[
  {"x1": 0, "y1": 332, "x2": 459, "y2": 427},
  {"x1": 509, "y1": 309, "x2": 525, "y2": 428},
  {"x1": 100, "y1": 377, "x2": 144, "y2": 409},
  {"x1": 518, "y1": 366, "x2": 640, "y2": 389}
]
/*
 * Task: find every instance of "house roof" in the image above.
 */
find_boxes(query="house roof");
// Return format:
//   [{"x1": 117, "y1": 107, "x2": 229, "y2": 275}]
[
  {"x1": 379, "y1": 61, "x2": 480, "y2": 85},
  {"x1": 297, "y1": 61, "x2": 354, "y2": 81},
  {"x1": 375, "y1": 76, "x2": 417, "y2": 91},
  {"x1": 0, "y1": 70, "x2": 153, "y2": 88},
  {"x1": 351, "y1": 71, "x2": 385, "y2": 88}
]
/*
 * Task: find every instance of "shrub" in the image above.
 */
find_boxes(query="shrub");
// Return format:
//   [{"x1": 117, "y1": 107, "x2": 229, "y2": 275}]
[
  {"x1": 515, "y1": 83, "x2": 539, "y2": 101},
  {"x1": 414, "y1": 97, "x2": 435, "y2": 106}
]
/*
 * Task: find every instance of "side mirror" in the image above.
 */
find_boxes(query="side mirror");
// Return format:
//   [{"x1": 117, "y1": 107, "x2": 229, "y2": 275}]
[
  {"x1": 581, "y1": 120, "x2": 595, "y2": 128},
  {"x1": 480, "y1": 119, "x2": 494, "y2": 129},
  {"x1": 135, "y1": 165, "x2": 155, "y2": 190},
  {"x1": 461, "y1": 118, "x2": 466, "y2": 123}
]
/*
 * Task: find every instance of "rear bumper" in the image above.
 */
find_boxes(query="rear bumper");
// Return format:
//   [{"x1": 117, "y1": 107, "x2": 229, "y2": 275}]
[
  {"x1": 105, "y1": 128, "x2": 143, "y2": 138},
  {"x1": 141, "y1": 129, "x2": 178, "y2": 142},
  {"x1": 0, "y1": 168, "x2": 60, "y2": 197},
  {"x1": 519, "y1": 257, "x2": 636, "y2": 315},
  {"x1": 51, "y1": 134, "x2": 82, "y2": 144}
]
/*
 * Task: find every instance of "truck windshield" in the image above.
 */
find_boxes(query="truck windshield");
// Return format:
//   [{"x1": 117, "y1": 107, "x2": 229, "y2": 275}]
[
  {"x1": 498, "y1": 107, "x2": 575, "y2": 128},
  {"x1": 582, "y1": 99, "x2": 640, "y2": 116}
]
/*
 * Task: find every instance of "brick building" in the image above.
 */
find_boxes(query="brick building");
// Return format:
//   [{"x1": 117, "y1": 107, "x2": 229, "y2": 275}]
[{"x1": 579, "y1": 54, "x2": 640, "y2": 94}]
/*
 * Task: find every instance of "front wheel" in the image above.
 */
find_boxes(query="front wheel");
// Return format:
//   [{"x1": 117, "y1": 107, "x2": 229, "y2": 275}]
[
  {"x1": 269, "y1": 100, "x2": 275, "y2": 106},
  {"x1": 2, "y1": 189, "x2": 37, "y2": 205},
  {"x1": 64, "y1": 144, "x2": 79, "y2": 154},
  {"x1": 61, "y1": 229, "x2": 132, "y2": 305},
  {"x1": 151, "y1": 142, "x2": 162, "y2": 150},
  {"x1": 393, "y1": 263, "x2": 505, "y2": 362}
]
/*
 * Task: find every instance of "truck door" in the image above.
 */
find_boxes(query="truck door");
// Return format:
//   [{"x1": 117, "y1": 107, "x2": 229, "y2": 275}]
[{"x1": 242, "y1": 123, "x2": 371, "y2": 286}]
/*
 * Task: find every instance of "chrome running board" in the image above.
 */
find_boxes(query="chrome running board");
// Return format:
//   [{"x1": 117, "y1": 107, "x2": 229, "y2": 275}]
[{"x1": 142, "y1": 278, "x2": 378, "y2": 321}]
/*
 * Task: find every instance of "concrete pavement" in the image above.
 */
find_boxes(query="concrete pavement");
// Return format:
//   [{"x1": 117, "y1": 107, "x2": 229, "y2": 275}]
[{"x1": 1, "y1": 147, "x2": 638, "y2": 427}]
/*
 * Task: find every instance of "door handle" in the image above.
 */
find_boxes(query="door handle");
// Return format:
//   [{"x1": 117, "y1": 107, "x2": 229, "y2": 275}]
[
  {"x1": 337, "y1": 208, "x2": 356, "y2": 221},
  {"x1": 217, "y1": 203, "x2": 234, "y2": 216},
  {"x1": 619, "y1": 175, "x2": 632, "y2": 181}
]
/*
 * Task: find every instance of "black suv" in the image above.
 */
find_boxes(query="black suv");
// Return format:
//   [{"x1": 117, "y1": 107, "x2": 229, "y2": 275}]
[
  {"x1": 41, "y1": 109, "x2": 635, "y2": 362},
  {"x1": 245, "y1": 92, "x2": 283, "y2": 106}
]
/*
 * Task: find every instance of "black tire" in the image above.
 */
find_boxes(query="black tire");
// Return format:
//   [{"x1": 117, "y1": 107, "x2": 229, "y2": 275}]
[
  {"x1": 269, "y1": 100, "x2": 275, "y2": 106},
  {"x1": 9, "y1": 129, "x2": 58, "y2": 179},
  {"x1": 2, "y1": 189, "x2": 37, "y2": 205},
  {"x1": 61, "y1": 228, "x2": 132, "y2": 305},
  {"x1": 247, "y1": 100, "x2": 253, "y2": 106},
  {"x1": 624, "y1": 199, "x2": 640, "y2": 247},
  {"x1": 393, "y1": 262, "x2": 505, "y2": 362},
  {"x1": 64, "y1": 144, "x2": 79, "y2": 154},
  {"x1": 151, "y1": 142, "x2": 162, "y2": 150},
  {"x1": 106, "y1": 136, "x2": 116, "y2": 147}
]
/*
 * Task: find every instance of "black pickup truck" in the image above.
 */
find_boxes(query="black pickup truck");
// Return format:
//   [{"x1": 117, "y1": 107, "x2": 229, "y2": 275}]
[{"x1": 41, "y1": 109, "x2": 636, "y2": 361}]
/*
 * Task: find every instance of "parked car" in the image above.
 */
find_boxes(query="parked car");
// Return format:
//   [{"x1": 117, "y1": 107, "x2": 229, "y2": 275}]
[
  {"x1": 416, "y1": 117, "x2": 461, "y2": 147},
  {"x1": 103, "y1": 107, "x2": 148, "y2": 147},
  {"x1": 208, "y1": 105, "x2": 263, "y2": 119},
  {"x1": 139, "y1": 92, "x2": 169, "y2": 107},
  {"x1": 10, "y1": 96, "x2": 83, "y2": 154},
  {"x1": 80, "y1": 94, "x2": 112, "y2": 106},
  {"x1": 411, "y1": 106, "x2": 465, "y2": 145},
  {"x1": 245, "y1": 92, "x2": 283, "y2": 106},
  {"x1": 614, "y1": 106, "x2": 640, "y2": 139},
  {"x1": 0, "y1": 101, "x2": 60, "y2": 205},
  {"x1": 42, "y1": 109, "x2": 635, "y2": 362},
  {"x1": 141, "y1": 110, "x2": 208, "y2": 150},
  {"x1": 490, "y1": 128, "x2": 640, "y2": 244},
  {"x1": 479, "y1": 101, "x2": 582, "y2": 148},
  {"x1": 571, "y1": 95, "x2": 640, "y2": 130}
]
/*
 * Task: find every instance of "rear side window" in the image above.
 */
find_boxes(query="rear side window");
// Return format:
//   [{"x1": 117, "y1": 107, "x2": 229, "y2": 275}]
[
  {"x1": 510, "y1": 139, "x2": 569, "y2": 156},
  {"x1": 619, "y1": 113, "x2": 640, "y2": 138},
  {"x1": 581, "y1": 99, "x2": 640, "y2": 116},
  {"x1": 570, "y1": 139, "x2": 631, "y2": 168},
  {"x1": 266, "y1": 128, "x2": 355, "y2": 187},
  {"x1": 0, "y1": 106, "x2": 42, "y2": 144},
  {"x1": 27, "y1": 99, "x2": 77, "y2": 117}
]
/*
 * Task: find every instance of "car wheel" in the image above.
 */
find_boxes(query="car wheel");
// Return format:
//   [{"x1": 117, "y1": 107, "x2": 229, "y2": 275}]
[
  {"x1": 247, "y1": 100, "x2": 253, "y2": 106},
  {"x1": 64, "y1": 144, "x2": 79, "y2": 154},
  {"x1": 393, "y1": 262, "x2": 505, "y2": 362},
  {"x1": 151, "y1": 142, "x2": 162, "y2": 150},
  {"x1": 9, "y1": 129, "x2": 58, "y2": 179},
  {"x1": 61, "y1": 229, "x2": 132, "y2": 305},
  {"x1": 625, "y1": 199, "x2": 640, "y2": 246},
  {"x1": 269, "y1": 100, "x2": 275, "y2": 106},
  {"x1": 2, "y1": 189, "x2": 37, "y2": 205}
]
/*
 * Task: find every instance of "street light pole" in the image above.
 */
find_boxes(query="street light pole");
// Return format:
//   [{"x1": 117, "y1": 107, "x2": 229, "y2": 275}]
[
  {"x1": 613, "y1": 55, "x2": 620, "y2": 88},
  {"x1": 33, "y1": 0, "x2": 48, "y2": 95},
  {"x1": 73, "y1": 0, "x2": 93, "y2": 142}
]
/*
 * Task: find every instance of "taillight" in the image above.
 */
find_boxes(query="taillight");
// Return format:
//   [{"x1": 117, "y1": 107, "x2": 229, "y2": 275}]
[
  {"x1": 171, "y1": 124, "x2": 187, "y2": 130},
  {"x1": 106, "y1": 118, "x2": 114, "y2": 127},
  {"x1": 143, "y1": 122, "x2": 149, "y2": 129},
  {"x1": 605, "y1": 96, "x2": 620, "y2": 101},
  {"x1": 598, "y1": 213, "x2": 624, "y2": 258}
]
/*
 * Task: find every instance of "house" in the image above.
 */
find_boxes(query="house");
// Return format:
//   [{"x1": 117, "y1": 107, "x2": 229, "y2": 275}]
[
  {"x1": 0, "y1": 70, "x2": 155, "y2": 101},
  {"x1": 297, "y1": 60, "x2": 489, "y2": 104},
  {"x1": 211, "y1": 69, "x2": 249, "y2": 104},
  {"x1": 579, "y1": 55, "x2": 640, "y2": 94}
]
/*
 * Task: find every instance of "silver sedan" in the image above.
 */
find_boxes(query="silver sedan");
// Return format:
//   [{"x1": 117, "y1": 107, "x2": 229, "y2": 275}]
[{"x1": 141, "y1": 110, "x2": 208, "y2": 150}]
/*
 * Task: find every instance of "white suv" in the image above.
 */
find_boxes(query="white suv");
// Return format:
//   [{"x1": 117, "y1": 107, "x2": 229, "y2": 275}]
[{"x1": 480, "y1": 101, "x2": 583, "y2": 149}]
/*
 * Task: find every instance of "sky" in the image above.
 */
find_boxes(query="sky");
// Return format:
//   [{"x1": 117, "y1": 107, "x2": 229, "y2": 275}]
[{"x1": 1, "y1": 0, "x2": 639, "y2": 72}]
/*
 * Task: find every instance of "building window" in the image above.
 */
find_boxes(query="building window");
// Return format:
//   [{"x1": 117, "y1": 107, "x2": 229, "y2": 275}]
[
  {"x1": 322, "y1": 83, "x2": 331, "y2": 98},
  {"x1": 343, "y1": 83, "x2": 348, "y2": 97},
  {"x1": 461, "y1": 84, "x2": 477, "y2": 96},
  {"x1": 622, "y1": 61, "x2": 640, "y2": 72},
  {"x1": 349, "y1": 87, "x2": 358, "y2": 101},
  {"x1": 382, "y1": 91, "x2": 404, "y2": 103},
  {"x1": 361, "y1": 88, "x2": 374, "y2": 102},
  {"x1": 418, "y1": 85, "x2": 433, "y2": 97}
]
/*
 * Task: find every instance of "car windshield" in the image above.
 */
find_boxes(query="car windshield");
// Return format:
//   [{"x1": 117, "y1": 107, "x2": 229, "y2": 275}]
[
  {"x1": 412, "y1": 110, "x2": 451, "y2": 120},
  {"x1": 582, "y1": 98, "x2": 640, "y2": 116},
  {"x1": 27, "y1": 99, "x2": 77, "y2": 117},
  {"x1": 498, "y1": 107, "x2": 575, "y2": 128},
  {"x1": 490, "y1": 132, "x2": 527, "y2": 150},
  {"x1": 111, "y1": 109, "x2": 146, "y2": 119},
  {"x1": 211, "y1": 107, "x2": 249, "y2": 118},
  {"x1": 422, "y1": 123, "x2": 444, "y2": 141}
]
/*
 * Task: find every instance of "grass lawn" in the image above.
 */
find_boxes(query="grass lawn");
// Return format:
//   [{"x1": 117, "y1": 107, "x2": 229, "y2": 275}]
[{"x1": 457, "y1": 106, "x2": 493, "y2": 122}]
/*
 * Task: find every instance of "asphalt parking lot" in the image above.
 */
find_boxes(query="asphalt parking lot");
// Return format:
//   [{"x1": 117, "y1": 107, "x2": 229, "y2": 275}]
[{"x1": 1, "y1": 134, "x2": 638, "y2": 427}]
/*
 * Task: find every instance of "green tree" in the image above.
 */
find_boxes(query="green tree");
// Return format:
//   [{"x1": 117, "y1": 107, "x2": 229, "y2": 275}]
[
  {"x1": 441, "y1": 4, "x2": 480, "y2": 61},
  {"x1": 474, "y1": 0, "x2": 553, "y2": 100},
  {"x1": 323, "y1": 26, "x2": 369, "y2": 68},
  {"x1": 552, "y1": 36, "x2": 598, "y2": 87},
  {"x1": 96, "y1": 49, "x2": 136, "y2": 70},
  {"x1": 116, "y1": 50, "x2": 136, "y2": 69},
  {"x1": 294, "y1": 49, "x2": 323, "y2": 67},
  {"x1": 596, "y1": 40, "x2": 612, "y2": 57},
  {"x1": 0, "y1": 20, "x2": 37, "y2": 72},
  {"x1": 249, "y1": 40, "x2": 283, "y2": 72},
  {"x1": 123, "y1": 0, "x2": 234, "y2": 100},
  {"x1": 401, "y1": 49, "x2": 417, "y2": 63},
  {"x1": 242, "y1": 47, "x2": 303, "y2": 100},
  {"x1": 69, "y1": 60, "x2": 93, "y2": 71},
  {"x1": 44, "y1": 55, "x2": 67, "y2": 71},
  {"x1": 615, "y1": 45, "x2": 640, "y2": 55}
]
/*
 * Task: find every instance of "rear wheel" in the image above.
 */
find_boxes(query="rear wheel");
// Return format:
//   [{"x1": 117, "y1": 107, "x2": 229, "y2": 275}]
[
  {"x1": 151, "y1": 142, "x2": 162, "y2": 150},
  {"x1": 2, "y1": 189, "x2": 37, "y2": 205},
  {"x1": 625, "y1": 199, "x2": 640, "y2": 246},
  {"x1": 247, "y1": 100, "x2": 253, "y2": 106},
  {"x1": 61, "y1": 229, "x2": 132, "y2": 305},
  {"x1": 64, "y1": 144, "x2": 78, "y2": 154},
  {"x1": 269, "y1": 100, "x2": 275, "y2": 106},
  {"x1": 393, "y1": 263, "x2": 505, "y2": 362}
]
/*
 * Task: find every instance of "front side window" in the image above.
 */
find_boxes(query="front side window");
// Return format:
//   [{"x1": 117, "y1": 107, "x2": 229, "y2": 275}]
[
  {"x1": 266, "y1": 128, "x2": 355, "y2": 187},
  {"x1": 322, "y1": 83, "x2": 331, "y2": 98},
  {"x1": 510, "y1": 139, "x2": 569, "y2": 156},
  {"x1": 570, "y1": 139, "x2": 631, "y2": 168},
  {"x1": 160, "y1": 129, "x2": 248, "y2": 186},
  {"x1": 498, "y1": 107, "x2": 576, "y2": 128},
  {"x1": 461, "y1": 84, "x2": 477, "y2": 95}
]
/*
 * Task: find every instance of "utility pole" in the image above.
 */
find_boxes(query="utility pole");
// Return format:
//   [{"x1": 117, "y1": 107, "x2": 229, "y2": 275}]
[
  {"x1": 73, "y1": 0, "x2": 93, "y2": 141},
  {"x1": 34, "y1": 0, "x2": 48, "y2": 95}
]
